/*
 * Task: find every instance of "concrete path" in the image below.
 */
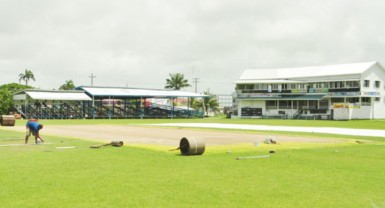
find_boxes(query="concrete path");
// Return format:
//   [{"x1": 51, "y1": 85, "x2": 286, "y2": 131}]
[{"x1": 152, "y1": 123, "x2": 385, "y2": 138}]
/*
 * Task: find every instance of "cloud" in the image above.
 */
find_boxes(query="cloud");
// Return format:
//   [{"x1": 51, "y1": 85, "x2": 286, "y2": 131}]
[{"x1": 1, "y1": 0, "x2": 385, "y2": 93}]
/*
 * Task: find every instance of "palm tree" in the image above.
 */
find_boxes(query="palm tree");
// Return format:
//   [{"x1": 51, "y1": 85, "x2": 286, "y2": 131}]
[
  {"x1": 193, "y1": 90, "x2": 219, "y2": 116},
  {"x1": 165, "y1": 73, "x2": 191, "y2": 90},
  {"x1": 59, "y1": 80, "x2": 75, "y2": 90},
  {"x1": 19, "y1": 69, "x2": 35, "y2": 86}
]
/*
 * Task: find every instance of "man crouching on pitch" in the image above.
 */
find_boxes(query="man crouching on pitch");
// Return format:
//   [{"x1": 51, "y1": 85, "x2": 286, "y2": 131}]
[{"x1": 25, "y1": 119, "x2": 45, "y2": 144}]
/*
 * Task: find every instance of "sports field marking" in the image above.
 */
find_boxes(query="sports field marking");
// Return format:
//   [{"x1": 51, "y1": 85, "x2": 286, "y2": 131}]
[
  {"x1": 151, "y1": 123, "x2": 385, "y2": 138},
  {"x1": 55, "y1": 146, "x2": 76, "y2": 149},
  {"x1": 0, "y1": 143, "x2": 53, "y2": 147}
]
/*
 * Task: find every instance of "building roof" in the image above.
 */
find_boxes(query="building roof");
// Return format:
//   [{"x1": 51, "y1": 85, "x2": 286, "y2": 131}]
[
  {"x1": 14, "y1": 90, "x2": 92, "y2": 101},
  {"x1": 238, "y1": 62, "x2": 378, "y2": 81},
  {"x1": 77, "y1": 86, "x2": 209, "y2": 98}
]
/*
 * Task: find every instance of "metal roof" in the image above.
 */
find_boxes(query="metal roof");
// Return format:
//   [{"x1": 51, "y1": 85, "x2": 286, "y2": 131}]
[
  {"x1": 77, "y1": 86, "x2": 209, "y2": 98},
  {"x1": 238, "y1": 62, "x2": 378, "y2": 81},
  {"x1": 14, "y1": 90, "x2": 92, "y2": 101}
]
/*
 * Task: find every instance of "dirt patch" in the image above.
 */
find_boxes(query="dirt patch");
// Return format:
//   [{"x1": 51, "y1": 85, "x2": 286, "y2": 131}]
[{"x1": 7, "y1": 125, "x2": 343, "y2": 146}]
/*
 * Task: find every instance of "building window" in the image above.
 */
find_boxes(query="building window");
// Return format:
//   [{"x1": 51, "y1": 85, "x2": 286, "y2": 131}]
[
  {"x1": 255, "y1": 84, "x2": 268, "y2": 90},
  {"x1": 346, "y1": 97, "x2": 359, "y2": 103},
  {"x1": 310, "y1": 83, "x2": 316, "y2": 88},
  {"x1": 298, "y1": 100, "x2": 307, "y2": 109},
  {"x1": 330, "y1": 82, "x2": 345, "y2": 88},
  {"x1": 317, "y1": 82, "x2": 327, "y2": 88},
  {"x1": 266, "y1": 100, "x2": 277, "y2": 109},
  {"x1": 361, "y1": 97, "x2": 371, "y2": 106},
  {"x1": 374, "y1": 97, "x2": 380, "y2": 102},
  {"x1": 255, "y1": 84, "x2": 269, "y2": 90},
  {"x1": 346, "y1": 81, "x2": 359, "y2": 88},
  {"x1": 293, "y1": 100, "x2": 298, "y2": 109},
  {"x1": 375, "y1": 81, "x2": 381, "y2": 88},
  {"x1": 308, "y1": 100, "x2": 318, "y2": 109},
  {"x1": 319, "y1": 100, "x2": 328, "y2": 109},
  {"x1": 346, "y1": 81, "x2": 352, "y2": 88},
  {"x1": 363, "y1": 80, "x2": 370, "y2": 88},
  {"x1": 335, "y1": 82, "x2": 340, "y2": 88},
  {"x1": 237, "y1": 84, "x2": 245, "y2": 90},
  {"x1": 279, "y1": 100, "x2": 292, "y2": 109},
  {"x1": 331, "y1": 98, "x2": 345, "y2": 104}
]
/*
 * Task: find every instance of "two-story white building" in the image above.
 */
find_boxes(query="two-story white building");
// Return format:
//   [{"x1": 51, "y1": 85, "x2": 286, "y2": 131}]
[{"x1": 234, "y1": 62, "x2": 385, "y2": 120}]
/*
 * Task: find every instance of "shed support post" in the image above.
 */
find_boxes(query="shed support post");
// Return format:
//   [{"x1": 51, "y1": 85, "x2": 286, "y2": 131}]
[
  {"x1": 92, "y1": 96, "x2": 95, "y2": 119},
  {"x1": 188, "y1": 97, "x2": 190, "y2": 118},
  {"x1": 172, "y1": 97, "x2": 174, "y2": 119},
  {"x1": 140, "y1": 97, "x2": 143, "y2": 119}
]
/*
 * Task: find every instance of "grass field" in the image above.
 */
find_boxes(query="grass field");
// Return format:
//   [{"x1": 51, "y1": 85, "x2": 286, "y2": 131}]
[
  {"x1": 11, "y1": 116, "x2": 385, "y2": 130},
  {"x1": 1, "y1": 118, "x2": 385, "y2": 207}
]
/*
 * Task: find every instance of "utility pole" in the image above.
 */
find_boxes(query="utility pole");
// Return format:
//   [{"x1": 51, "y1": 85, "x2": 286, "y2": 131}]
[
  {"x1": 193, "y1": 77, "x2": 199, "y2": 93},
  {"x1": 89, "y1": 73, "x2": 96, "y2": 86},
  {"x1": 192, "y1": 65, "x2": 200, "y2": 93}
]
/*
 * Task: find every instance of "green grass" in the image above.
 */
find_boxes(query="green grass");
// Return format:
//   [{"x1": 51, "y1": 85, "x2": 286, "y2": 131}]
[{"x1": 1, "y1": 124, "x2": 385, "y2": 207}]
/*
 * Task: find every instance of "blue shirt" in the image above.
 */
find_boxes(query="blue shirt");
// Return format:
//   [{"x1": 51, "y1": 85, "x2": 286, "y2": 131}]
[{"x1": 26, "y1": 121, "x2": 40, "y2": 133}]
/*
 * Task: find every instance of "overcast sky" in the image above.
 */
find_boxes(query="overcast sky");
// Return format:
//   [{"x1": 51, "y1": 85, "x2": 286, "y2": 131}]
[{"x1": 1, "y1": 0, "x2": 385, "y2": 94}]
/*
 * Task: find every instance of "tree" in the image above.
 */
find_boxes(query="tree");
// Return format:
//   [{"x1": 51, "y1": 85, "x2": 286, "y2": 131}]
[
  {"x1": 19, "y1": 69, "x2": 35, "y2": 86},
  {"x1": 59, "y1": 80, "x2": 75, "y2": 90},
  {"x1": 165, "y1": 73, "x2": 191, "y2": 90},
  {"x1": 192, "y1": 90, "x2": 219, "y2": 116},
  {"x1": 0, "y1": 88, "x2": 11, "y2": 115},
  {"x1": 0, "y1": 83, "x2": 31, "y2": 115}
]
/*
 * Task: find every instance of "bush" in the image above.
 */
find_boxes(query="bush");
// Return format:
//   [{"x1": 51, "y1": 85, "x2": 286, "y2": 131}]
[{"x1": 0, "y1": 83, "x2": 31, "y2": 114}]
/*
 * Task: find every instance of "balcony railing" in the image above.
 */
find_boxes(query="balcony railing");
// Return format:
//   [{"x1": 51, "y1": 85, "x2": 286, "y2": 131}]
[
  {"x1": 237, "y1": 93, "x2": 282, "y2": 98},
  {"x1": 328, "y1": 87, "x2": 360, "y2": 92},
  {"x1": 237, "y1": 87, "x2": 361, "y2": 98}
]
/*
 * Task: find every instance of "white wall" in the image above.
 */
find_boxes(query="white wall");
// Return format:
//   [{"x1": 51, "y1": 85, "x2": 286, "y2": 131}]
[
  {"x1": 373, "y1": 99, "x2": 385, "y2": 119},
  {"x1": 265, "y1": 109, "x2": 298, "y2": 117},
  {"x1": 350, "y1": 106, "x2": 372, "y2": 119},
  {"x1": 334, "y1": 108, "x2": 350, "y2": 120},
  {"x1": 361, "y1": 63, "x2": 385, "y2": 119}
]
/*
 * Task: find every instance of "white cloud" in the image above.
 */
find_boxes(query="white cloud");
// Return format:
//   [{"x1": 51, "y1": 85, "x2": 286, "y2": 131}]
[{"x1": 1, "y1": 0, "x2": 385, "y2": 93}]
